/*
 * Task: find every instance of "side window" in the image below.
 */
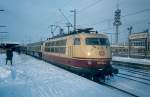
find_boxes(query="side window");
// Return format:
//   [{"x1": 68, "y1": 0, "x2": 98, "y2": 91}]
[{"x1": 74, "y1": 38, "x2": 81, "y2": 45}]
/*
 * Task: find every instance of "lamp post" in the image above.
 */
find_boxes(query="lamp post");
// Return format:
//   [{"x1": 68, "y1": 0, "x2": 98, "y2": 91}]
[
  {"x1": 147, "y1": 23, "x2": 150, "y2": 57},
  {"x1": 70, "y1": 9, "x2": 77, "y2": 33},
  {"x1": 0, "y1": 9, "x2": 5, "y2": 44},
  {"x1": 127, "y1": 26, "x2": 133, "y2": 58}
]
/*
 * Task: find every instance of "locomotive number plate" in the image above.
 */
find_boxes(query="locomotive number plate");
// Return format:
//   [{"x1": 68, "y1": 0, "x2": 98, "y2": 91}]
[
  {"x1": 99, "y1": 51, "x2": 105, "y2": 56},
  {"x1": 97, "y1": 61, "x2": 106, "y2": 64}
]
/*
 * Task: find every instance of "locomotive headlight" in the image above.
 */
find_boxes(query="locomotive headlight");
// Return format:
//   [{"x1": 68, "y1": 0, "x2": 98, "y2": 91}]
[{"x1": 87, "y1": 52, "x2": 91, "y2": 56}]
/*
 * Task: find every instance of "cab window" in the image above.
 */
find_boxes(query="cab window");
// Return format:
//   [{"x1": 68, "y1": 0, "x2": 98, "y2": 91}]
[{"x1": 86, "y1": 38, "x2": 110, "y2": 45}]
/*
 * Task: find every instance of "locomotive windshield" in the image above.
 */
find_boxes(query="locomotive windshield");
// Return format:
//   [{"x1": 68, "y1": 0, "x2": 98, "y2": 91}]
[{"x1": 86, "y1": 38, "x2": 110, "y2": 45}]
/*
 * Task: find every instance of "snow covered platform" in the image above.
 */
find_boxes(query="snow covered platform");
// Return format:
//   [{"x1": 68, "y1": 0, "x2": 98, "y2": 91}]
[
  {"x1": 0, "y1": 53, "x2": 132, "y2": 97},
  {"x1": 112, "y1": 56, "x2": 150, "y2": 69}
]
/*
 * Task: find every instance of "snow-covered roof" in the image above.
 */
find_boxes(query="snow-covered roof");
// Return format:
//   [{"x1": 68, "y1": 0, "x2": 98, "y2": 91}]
[{"x1": 0, "y1": 41, "x2": 20, "y2": 45}]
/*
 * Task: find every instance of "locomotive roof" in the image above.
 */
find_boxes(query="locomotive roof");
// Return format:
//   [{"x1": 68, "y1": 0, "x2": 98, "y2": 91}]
[{"x1": 46, "y1": 31, "x2": 108, "y2": 41}]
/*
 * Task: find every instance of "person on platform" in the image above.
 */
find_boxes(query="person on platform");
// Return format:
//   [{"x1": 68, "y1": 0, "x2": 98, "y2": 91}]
[{"x1": 6, "y1": 48, "x2": 13, "y2": 65}]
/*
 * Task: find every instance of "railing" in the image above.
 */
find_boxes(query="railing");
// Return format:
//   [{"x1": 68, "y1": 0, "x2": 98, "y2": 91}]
[{"x1": 112, "y1": 49, "x2": 150, "y2": 59}]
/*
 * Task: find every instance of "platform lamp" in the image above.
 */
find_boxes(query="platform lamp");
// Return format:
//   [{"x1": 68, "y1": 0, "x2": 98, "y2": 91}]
[
  {"x1": 127, "y1": 26, "x2": 133, "y2": 58},
  {"x1": 148, "y1": 23, "x2": 150, "y2": 55}
]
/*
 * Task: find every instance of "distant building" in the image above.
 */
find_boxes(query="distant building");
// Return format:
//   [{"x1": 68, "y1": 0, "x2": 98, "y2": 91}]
[{"x1": 111, "y1": 30, "x2": 150, "y2": 58}]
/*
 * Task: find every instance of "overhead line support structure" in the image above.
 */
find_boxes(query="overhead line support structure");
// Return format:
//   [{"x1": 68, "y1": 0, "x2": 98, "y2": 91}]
[
  {"x1": 70, "y1": 9, "x2": 77, "y2": 33},
  {"x1": 113, "y1": 8, "x2": 122, "y2": 44}
]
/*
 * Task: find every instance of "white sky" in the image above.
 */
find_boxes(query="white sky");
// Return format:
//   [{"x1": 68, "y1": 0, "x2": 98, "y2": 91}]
[{"x1": 0, "y1": 0, "x2": 150, "y2": 43}]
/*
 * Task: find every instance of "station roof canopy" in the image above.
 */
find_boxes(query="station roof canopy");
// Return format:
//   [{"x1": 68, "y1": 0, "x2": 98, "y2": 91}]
[{"x1": 0, "y1": 41, "x2": 20, "y2": 49}]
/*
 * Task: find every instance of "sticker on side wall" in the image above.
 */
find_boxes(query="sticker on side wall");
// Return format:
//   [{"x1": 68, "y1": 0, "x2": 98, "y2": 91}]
[{"x1": 99, "y1": 51, "x2": 105, "y2": 56}]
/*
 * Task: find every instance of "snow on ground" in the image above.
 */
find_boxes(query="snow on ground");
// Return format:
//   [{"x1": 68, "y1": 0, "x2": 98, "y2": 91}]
[
  {"x1": 0, "y1": 67, "x2": 11, "y2": 79},
  {"x1": 0, "y1": 53, "x2": 132, "y2": 97},
  {"x1": 112, "y1": 56, "x2": 150, "y2": 65},
  {"x1": 105, "y1": 71, "x2": 150, "y2": 97}
]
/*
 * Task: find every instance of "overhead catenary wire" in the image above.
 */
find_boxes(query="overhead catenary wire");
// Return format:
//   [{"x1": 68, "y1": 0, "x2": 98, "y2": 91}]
[
  {"x1": 79, "y1": 0, "x2": 104, "y2": 12},
  {"x1": 58, "y1": 9, "x2": 72, "y2": 26},
  {"x1": 53, "y1": 0, "x2": 75, "y2": 25},
  {"x1": 99, "y1": 17, "x2": 150, "y2": 32},
  {"x1": 53, "y1": 1, "x2": 150, "y2": 33},
  {"x1": 53, "y1": 0, "x2": 104, "y2": 25},
  {"x1": 122, "y1": 8, "x2": 150, "y2": 18}
]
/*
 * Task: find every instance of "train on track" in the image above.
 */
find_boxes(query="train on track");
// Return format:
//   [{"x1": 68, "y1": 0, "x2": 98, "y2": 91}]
[{"x1": 21, "y1": 28, "x2": 118, "y2": 79}]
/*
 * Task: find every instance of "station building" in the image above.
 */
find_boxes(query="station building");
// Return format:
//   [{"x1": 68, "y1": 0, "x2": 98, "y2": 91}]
[{"x1": 111, "y1": 30, "x2": 150, "y2": 58}]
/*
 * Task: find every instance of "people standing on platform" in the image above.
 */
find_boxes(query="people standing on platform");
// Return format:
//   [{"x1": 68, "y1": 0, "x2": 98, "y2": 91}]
[{"x1": 6, "y1": 48, "x2": 13, "y2": 65}]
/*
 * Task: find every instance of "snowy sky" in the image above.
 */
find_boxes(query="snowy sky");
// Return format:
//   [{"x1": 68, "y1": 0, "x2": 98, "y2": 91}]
[{"x1": 0, "y1": 0, "x2": 150, "y2": 43}]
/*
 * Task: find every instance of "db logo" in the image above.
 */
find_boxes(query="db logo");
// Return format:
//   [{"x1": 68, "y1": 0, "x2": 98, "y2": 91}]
[{"x1": 99, "y1": 51, "x2": 105, "y2": 56}]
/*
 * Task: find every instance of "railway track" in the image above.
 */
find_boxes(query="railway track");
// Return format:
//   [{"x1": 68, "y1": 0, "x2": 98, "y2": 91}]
[
  {"x1": 81, "y1": 75, "x2": 139, "y2": 97},
  {"x1": 56, "y1": 61, "x2": 150, "y2": 97},
  {"x1": 99, "y1": 81, "x2": 139, "y2": 97},
  {"x1": 114, "y1": 65, "x2": 150, "y2": 75},
  {"x1": 112, "y1": 64, "x2": 150, "y2": 85},
  {"x1": 118, "y1": 72, "x2": 150, "y2": 82},
  {"x1": 117, "y1": 68, "x2": 150, "y2": 78},
  {"x1": 113, "y1": 64, "x2": 150, "y2": 81},
  {"x1": 44, "y1": 58, "x2": 140, "y2": 96},
  {"x1": 82, "y1": 64, "x2": 150, "y2": 97},
  {"x1": 30, "y1": 55, "x2": 149, "y2": 97},
  {"x1": 97, "y1": 73, "x2": 150, "y2": 97},
  {"x1": 112, "y1": 64, "x2": 150, "y2": 82},
  {"x1": 112, "y1": 61, "x2": 150, "y2": 70},
  {"x1": 116, "y1": 74, "x2": 150, "y2": 85}
]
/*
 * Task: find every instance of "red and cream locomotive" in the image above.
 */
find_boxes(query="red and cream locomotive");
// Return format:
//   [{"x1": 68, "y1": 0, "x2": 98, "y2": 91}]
[{"x1": 26, "y1": 28, "x2": 118, "y2": 79}]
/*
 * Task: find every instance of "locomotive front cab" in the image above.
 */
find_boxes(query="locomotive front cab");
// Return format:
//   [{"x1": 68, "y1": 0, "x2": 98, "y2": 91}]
[
  {"x1": 85, "y1": 37, "x2": 111, "y2": 59},
  {"x1": 84, "y1": 36, "x2": 112, "y2": 68},
  {"x1": 70, "y1": 33, "x2": 115, "y2": 74}
]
